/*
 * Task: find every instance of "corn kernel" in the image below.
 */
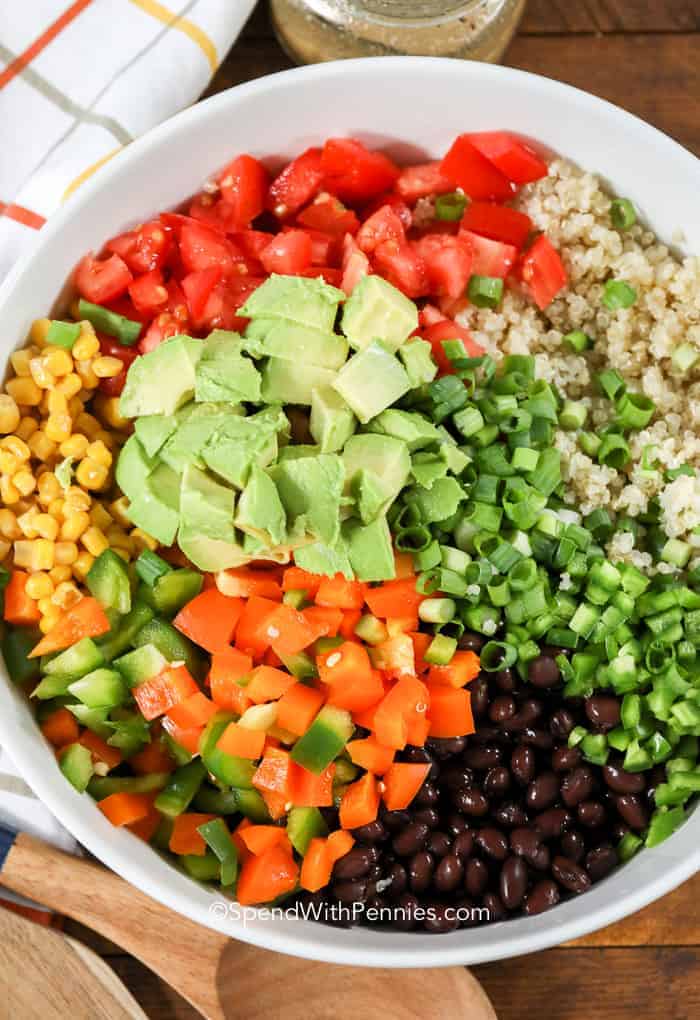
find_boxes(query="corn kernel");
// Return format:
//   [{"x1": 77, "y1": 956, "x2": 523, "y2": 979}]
[
  {"x1": 94, "y1": 429, "x2": 116, "y2": 450},
  {"x1": 39, "y1": 606, "x2": 63, "y2": 634},
  {"x1": 0, "y1": 538, "x2": 11, "y2": 561},
  {"x1": 0, "y1": 452, "x2": 19, "y2": 475},
  {"x1": 89, "y1": 502, "x2": 112, "y2": 531},
  {"x1": 60, "y1": 511, "x2": 90, "y2": 541},
  {"x1": 130, "y1": 527, "x2": 158, "y2": 553},
  {"x1": 86, "y1": 440, "x2": 112, "y2": 468},
  {"x1": 106, "y1": 523, "x2": 129, "y2": 544},
  {"x1": 82, "y1": 526, "x2": 108, "y2": 557},
  {"x1": 0, "y1": 510, "x2": 20, "y2": 540},
  {"x1": 45, "y1": 413, "x2": 72, "y2": 444},
  {"x1": 30, "y1": 318, "x2": 51, "y2": 347},
  {"x1": 10, "y1": 350, "x2": 32, "y2": 377},
  {"x1": 58, "y1": 435, "x2": 88, "y2": 460},
  {"x1": 0, "y1": 395, "x2": 21, "y2": 436},
  {"x1": 94, "y1": 395, "x2": 129, "y2": 430},
  {"x1": 51, "y1": 581, "x2": 82, "y2": 610},
  {"x1": 113, "y1": 547, "x2": 131, "y2": 563},
  {"x1": 72, "y1": 332, "x2": 100, "y2": 360},
  {"x1": 34, "y1": 539, "x2": 55, "y2": 570},
  {"x1": 36, "y1": 472, "x2": 61, "y2": 505},
  {"x1": 68, "y1": 396, "x2": 85, "y2": 419},
  {"x1": 76, "y1": 361, "x2": 99, "y2": 389},
  {"x1": 13, "y1": 540, "x2": 34, "y2": 568},
  {"x1": 14, "y1": 499, "x2": 32, "y2": 516},
  {"x1": 37, "y1": 597, "x2": 54, "y2": 617},
  {"x1": 43, "y1": 347, "x2": 74, "y2": 377},
  {"x1": 109, "y1": 497, "x2": 131, "y2": 528},
  {"x1": 73, "y1": 551, "x2": 95, "y2": 580},
  {"x1": 16, "y1": 416, "x2": 38, "y2": 442},
  {"x1": 0, "y1": 476, "x2": 20, "y2": 504},
  {"x1": 16, "y1": 507, "x2": 40, "y2": 539},
  {"x1": 92, "y1": 356, "x2": 123, "y2": 379},
  {"x1": 27, "y1": 430, "x2": 57, "y2": 462},
  {"x1": 47, "y1": 390, "x2": 69, "y2": 416},
  {"x1": 25, "y1": 572, "x2": 54, "y2": 600},
  {"x1": 13, "y1": 471, "x2": 36, "y2": 497},
  {"x1": 50, "y1": 565, "x2": 72, "y2": 584},
  {"x1": 34, "y1": 513, "x2": 59, "y2": 541},
  {"x1": 56, "y1": 373, "x2": 83, "y2": 399},
  {"x1": 75, "y1": 412, "x2": 101, "y2": 437},
  {"x1": 6, "y1": 378, "x2": 42, "y2": 407},
  {"x1": 29, "y1": 356, "x2": 55, "y2": 389},
  {"x1": 64, "y1": 487, "x2": 91, "y2": 512},
  {"x1": 48, "y1": 498, "x2": 65, "y2": 518},
  {"x1": 54, "y1": 541, "x2": 79, "y2": 565},
  {"x1": 76, "y1": 458, "x2": 108, "y2": 490},
  {"x1": 1, "y1": 436, "x2": 30, "y2": 462}
]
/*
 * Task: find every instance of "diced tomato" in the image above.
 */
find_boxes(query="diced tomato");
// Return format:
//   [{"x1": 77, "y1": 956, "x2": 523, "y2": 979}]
[
  {"x1": 460, "y1": 229, "x2": 519, "y2": 279},
  {"x1": 419, "y1": 303, "x2": 446, "y2": 328},
  {"x1": 321, "y1": 138, "x2": 400, "y2": 204},
  {"x1": 440, "y1": 135, "x2": 514, "y2": 202},
  {"x1": 217, "y1": 154, "x2": 269, "y2": 229},
  {"x1": 340, "y1": 233, "x2": 371, "y2": 295},
  {"x1": 268, "y1": 147, "x2": 325, "y2": 217},
  {"x1": 188, "y1": 195, "x2": 240, "y2": 234},
  {"x1": 361, "y1": 192, "x2": 412, "y2": 231},
  {"x1": 422, "y1": 317, "x2": 483, "y2": 374},
  {"x1": 181, "y1": 267, "x2": 223, "y2": 322},
  {"x1": 298, "y1": 266, "x2": 343, "y2": 286},
  {"x1": 75, "y1": 253, "x2": 132, "y2": 304},
  {"x1": 260, "y1": 230, "x2": 313, "y2": 274},
  {"x1": 356, "y1": 204, "x2": 405, "y2": 254},
  {"x1": 411, "y1": 234, "x2": 473, "y2": 298},
  {"x1": 467, "y1": 132, "x2": 549, "y2": 185},
  {"x1": 395, "y1": 161, "x2": 455, "y2": 203},
  {"x1": 106, "y1": 220, "x2": 173, "y2": 274},
  {"x1": 461, "y1": 202, "x2": 533, "y2": 249},
  {"x1": 194, "y1": 275, "x2": 264, "y2": 333},
  {"x1": 372, "y1": 240, "x2": 428, "y2": 298},
  {"x1": 300, "y1": 229, "x2": 338, "y2": 267},
  {"x1": 179, "y1": 221, "x2": 246, "y2": 276},
  {"x1": 297, "y1": 194, "x2": 360, "y2": 236},
  {"x1": 517, "y1": 235, "x2": 568, "y2": 309},
  {"x1": 234, "y1": 229, "x2": 275, "y2": 262},
  {"x1": 128, "y1": 269, "x2": 169, "y2": 315}
]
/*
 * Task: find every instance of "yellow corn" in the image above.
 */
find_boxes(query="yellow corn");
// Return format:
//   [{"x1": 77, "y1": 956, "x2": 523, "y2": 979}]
[
  {"x1": 17, "y1": 507, "x2": 40, "y2": 538},
  {"x1": 27, "y1": 430, "x2": 57, "y2": 462},
  {"x1": 72, "y1": 332, "x2": 100, "y2": 360},
  {"x1": 89, "y1": 502, "x2": 112, "y2": 531},
  {"x1": 0, "y1": 451, "x2": 19, "y2": 476},
  {"x1": 67, "y1": 396, "x2": 84, "y2": 419},
  {"x1": 106, "y1": 523, "x2": 130, "y2": 546},
  {"x1": 1, "y1": 436, "x2": 30, "y2": 462},
  {"x1": 86, "y1": 440, "x2": 112, "y2": 468},
  {"x1": 113, "y1": 547, "x2": 131, "y2": 563},
  {"x1": 109, "y1": 497, "x2": 131, "y2": 528},
  {"x1": 64, "y1": 487, "x2": 91, "y2": 512},
  {"x1": 60, "y1": 511, "x2": 90, "y2": 541},
  {"x1": 94, "y1": 429, "x2": 117, "y2": 450},
  {"x1": 73, "y1": 551, "x2": 95, "y2": 580},
  {"x1": 94, "y1": 395, "x2": 129, "y2": 430},
  {"x1": 50, "y1": 564, "x2": 72, "y2": 584},
  {"x1": 10, "y1": 350, "x2": 32, "y2": 377},
  {"x1": 76, "y1": 361, "x2": 99, "y2": 389},
  {"x1": 75, "y1": 412, "x2": 101, "y2": 437},
  {"x1": 16, "y1": 416, "x2": 39, "y2": 442},
  {"x1": 47, "y1": 390, "x2": 69, "y2": 416},
  {"x1": 43, "y1": 347, "x2": 73, "y2": 377},
  {"x1": 14, "y1": 539, "x2": 54, "y2": 571},
  {"x1": 54, "y1": 541, "x2": 79, "y2": 565},
  {"x1": 130, "y1": 528, "x2": 158, "y2": 553},
  {"x1": 45, "y1": 413, "x2": 72, "y2": 443},
  {"x1": 0, "y1": 510, "x2": 20, "y2": 540},
  {"x1": 51, "y1": 581, "x2": 82, "y2": 610},
  {"x1": 75, "y1": 458, "x2": 108, "y2": 490},
  {"x1": 59, "y1": 434, "x2": 89, "y2": 459},
  {"x1": 56, "y1": 372, "x2": 83, "y2": 399},
  {"x1": 6, "y1": 377, "x2": 42, "y2": 407},
  {"x1": 34, "y1": 513, "x2": 59, "y2": 541},
  {"x1": 36, "y1": 472, "x2": 61, "y2": 505},
  {"x1": 30, "y1": 318, "x2": 51, "y2": 347},
  {"x1": 0, "y1": 539, "x2": 11, "y2": 562},
  {"x1": 39, "y1": 605, "x2": 63, "y2": 634},
  {"x1": 92, "y1": 356, "x2": 123, "y2": 379},
  {"x1": 13, "y1": 471, "x2": 36, "y2": 497},
  {"x1": 0, "y1": 395, "x2": 21, "y2": 434},
  {"x1": 82, "y1": 526, "x2": 108, "y2": 557},
  {"x1": 0, "y1": 476, "x2": 20, "y2": 504},
  {"x1": 29, "y1": 356, "x2": 55, "y2": 390},
  {"x1": 25, "y1": 572, "x2": 54, "y2": 600},
  {"x1": 48, "y1": 498, "x2": 65, "y2": 518}
]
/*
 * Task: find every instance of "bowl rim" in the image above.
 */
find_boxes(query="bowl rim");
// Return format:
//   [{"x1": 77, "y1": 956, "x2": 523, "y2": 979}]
[{"x1": 1, "y1": 55, "x2": 699, "y2": 968}]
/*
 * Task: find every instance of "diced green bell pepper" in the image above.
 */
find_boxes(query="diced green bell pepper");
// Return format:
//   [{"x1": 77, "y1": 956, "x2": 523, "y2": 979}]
[
  {"x1": 87, "y1": 549, "x2": 132, "y2": 615},
  {"x1": 645, "y1": 806, "x2": 686, "y2": 848},
  {"x1": 132, "y1": 617, "x2": 203, "y2": 680},
  {"x1": 88, "y1": 772, "x2": 169, "y2": 798},
  {"x1": 1, "y1": 627, "x2": 41, "y2": 685},
  {"x1": 68, "y1": 668, "x2": 128, "y2": 709},
  {"x1": 290, "y1": 706, "x2": 354, "y2": 774},
  {"x1": 97, "y1": 602, "x2": 154, "y2": 661},
  {"x1": 140, "y1": 569, "x2": 203, "y2": 617},
  {"x1": 106, "y1": 712, "x2": 151, "y2": 756},
  {"x1": 114, "y1": 643, "x2": 167, "y2": 687},
  {"x1": 59, "y1": 743, "x2": 94, "y2": 793},
  {"x1": 42, "y1": 637, "x2": 105, "y2": 680},
  {"x1": 198, "y1": 818, "x2": 239, "y2": 886},
  {"x1": 154, "y1": 760, "x2": 206, "y2": 817},
  {"x1": 200, "y1": 712, "x2": 256, "y2": 789},
  {"x1": 67, "y1": 703, "x2": 112, "y2": 738},
  {"x1": 287, "y1": 806, "x2": 328, "y2": 856},
  {"x1": 181, "y1": 851, "x2": 221, "y2": 881}
]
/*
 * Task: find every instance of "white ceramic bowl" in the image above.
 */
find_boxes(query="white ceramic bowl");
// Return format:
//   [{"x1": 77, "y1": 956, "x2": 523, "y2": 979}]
[{"x1": 0, "y1": 58, "x2": 698, "y2": 968}]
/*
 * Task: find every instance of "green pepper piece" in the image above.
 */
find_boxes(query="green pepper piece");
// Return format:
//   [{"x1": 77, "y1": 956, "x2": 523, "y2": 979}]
[
  {"x1": 181, "y1": 851, "x2": 222, "y2": 882},
  {"x1": 1, "y1": 627, "x2": 41, "y2": 685},
  {"x1": 142, "y1": 569, "x2": 203, "y2": 617},
  {"x1": 290, "y1": 706, "x2": 354, "y2": 774},
  {"x1": 645, "y1": 806, "x2": 686, "y2": 848},
  {"x1": 86, "y1": 549, "x2": 132, "y2": 615},
  {"x1": 88, "y1": 772, "x2": 170, "y2": 799},
  {"x1": 200, "y1": 712, "x2": 256, "y2": 789},
  {"x1": 97, "y1": 602, "x2": 154, "y2": 661},
  {"x1": 132, "y1": 617, "x2": 204, "y2": 680},
  {"x1": 287, "y1": 806, "x2": 328, "y2": 856},
  {"x1": 154, "y1": 760, "x2": 206, "y2": 817},
  {"x1": 59, "y1": 743, "x2": 94, "y2": 793},
  {"x1": 198, "y1": 818, "x2": 239, "y2": 886}
]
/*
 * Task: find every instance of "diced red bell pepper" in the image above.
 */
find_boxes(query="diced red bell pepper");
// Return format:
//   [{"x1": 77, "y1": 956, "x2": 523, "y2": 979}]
[
  {"x1": 174, "y1": 588, "x2": 243, "y2": 653},
  {"x1": 133, "y1": 665, "x2": 199, "y2": 721}
]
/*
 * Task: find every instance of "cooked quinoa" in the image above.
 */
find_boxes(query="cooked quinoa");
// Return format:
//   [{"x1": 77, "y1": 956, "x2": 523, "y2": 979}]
[{"x1": 456, "y1": 157, "x2": 700, "y2": 563}]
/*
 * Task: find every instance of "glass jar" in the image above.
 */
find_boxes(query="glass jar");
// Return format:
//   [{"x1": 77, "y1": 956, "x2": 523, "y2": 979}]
[{"x1": 270, "y1": 0, "x2": 527, "y2": 65}]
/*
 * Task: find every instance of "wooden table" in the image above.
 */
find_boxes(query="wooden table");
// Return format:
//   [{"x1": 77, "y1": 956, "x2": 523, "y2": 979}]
[{"x1": 73, "y1": 2, "x2": 700, "y2": 1016}]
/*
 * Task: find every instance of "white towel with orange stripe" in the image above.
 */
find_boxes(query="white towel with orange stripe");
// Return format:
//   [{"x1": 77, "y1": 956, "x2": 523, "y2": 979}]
[{"x1": 0, "y1": 0, "x2": 257, "y2": 281}]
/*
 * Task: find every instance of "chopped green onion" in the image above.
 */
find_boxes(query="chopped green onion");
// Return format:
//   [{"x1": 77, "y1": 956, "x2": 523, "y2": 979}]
[
  {"x1": 602, "y1": 279, "x2": 637, "y2": 311},
  {"x1": 610, "y1": 198, "x2": 637, "y2": 230},
  {"x1": 562, "y1": 329, "x2": 591, "y2": 354},
  {"x1": 559, "y1": 400, "x2": 588, "y2": 431},
  {"x1": 615, "y1": 391, "x2": 655, "y2": 430},
  {"x1": 578, "y1": 431, "x2": 601, "y2": 458},
  {"x1": 479, "y1": 641, "x2": 518, "y2": 672},
  {"x1": 435, "y1": 191, "x2": 468, "y2": 221},
  {"x1": 597, "y1": 369, "x2": 626, "y2": 401},
  {"x1": 424, "y1": 634, "x2": 457, "y2": 666},
  {"x1": 77, "y1": 299, "x2": 141, "y2": 346},
  {"x1": 468, "y1": 274, "x2": 504, "y2": 309},
  {"x1": 418, "y1": 597, "x2": 456, "y2": 624},
  {"x1": 666, "y1": 463, "x2": 695, "y2": 482},
  {"x1": 135, "y1": 549, "x2": 171, "y2": 586},
  {"x1": 46, "y1": 320, "x2": 81, "y2": 349},
  {"x1": 597, "y1": 433, "x2": 631, "y2": 469},
  {"x1": 661, "y1": 538, "x2": 691, "y2": 568},
  {"x1": 512, "y1": 447, "x2": 539, "y2": 473},
  {"x1": 453, "y1": 405, "x2": 485, "y2": 438}
]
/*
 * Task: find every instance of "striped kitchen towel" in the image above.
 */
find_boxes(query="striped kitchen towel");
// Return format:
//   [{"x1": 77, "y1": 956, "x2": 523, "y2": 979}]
[
  {"x1": 0, "y1": 0, "x2": 256, "y2": 869},
  {"x1": 0, "y1": 0, "x2": 257, "y2": 281}
]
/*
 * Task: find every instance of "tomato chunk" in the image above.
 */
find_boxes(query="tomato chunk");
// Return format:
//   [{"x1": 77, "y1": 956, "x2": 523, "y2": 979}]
[
  {"x1": 395, "y1": 161, "x2": 454, "y2": 202},
  {"x1": 181, "y1": 267, "x2": 223, "y2": 322},
  {"x1": 75, "y1": 253, "x2": 132, "y2": 304},
  {"x1": 422, "y1": 317, "x2": 483, "y2": 374},
  {"x1": 179, "y1": 221, "x2": 245, "y2": 276},
  {"x1": 460, "y1": 229, "x2": 519, "y2": 279},
  {"x1": 362, "y1": 192, "x2": 412, "y2": 230},
  {"x1": 269, "y1": 147, "x2": 325, "y2": 217},
  {"x1": 128, "y1": 269, "x2": 169, "y2": 315},
  {"x1": 461, "y1": 202, "x2": 533, "y2": 249},
  {"x1": 340, "y1": 234, "x2": 370, "y2": 295},
  {"x1": 217, "y1": 154, "x2": 269, "y2": 229},
  {"x1": 411, "y1": 234, "x2": 473, "y2": 299},
  {"x1": 372, "y1": 240, "x2": 427, "y2": 298},
  {"x1": 467, "y1": 131, "x2": 549, "y2": 184},
  {"x1": 106, "y1": 221, "x2": 173, "y2": 274},
  {"x1": 260, "y1": 230, "x2": 313, "y2": 274},
  {"x1": 297, "y1": 194, "x2": 360, "y2": 236},
  {"x1": 321, "y1": 138, "x2": 400, "y2": 204},
  {"x1": 518, "y1": 235, "x2": 568, "y2": 309},
  {"x1": 356, "y1": 204, "x2": 406, "y2": 254},
  {"x1": 440, "y1": 135, "x2": 514, "y2": 202}
]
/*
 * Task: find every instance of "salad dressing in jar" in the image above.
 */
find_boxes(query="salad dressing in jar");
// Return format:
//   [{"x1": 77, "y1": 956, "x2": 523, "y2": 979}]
[{"x1": 270, "y1": 0, "x2": 527, "y2": 65}]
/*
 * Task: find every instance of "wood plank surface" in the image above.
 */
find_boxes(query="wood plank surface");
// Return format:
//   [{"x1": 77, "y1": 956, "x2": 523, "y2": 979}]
[{"x1": 522, "y1": 0, "x2": 700, "y2": 33}]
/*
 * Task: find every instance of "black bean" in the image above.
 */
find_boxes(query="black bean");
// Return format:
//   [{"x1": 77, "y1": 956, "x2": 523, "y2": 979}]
[
  {"x1": 494, "y1": 667, "x2": 517, "y2": 692},
  {"x1": 412, "y1": 807, "x2": 441, "y2": 829},
  {"x1": 549, "y1": 708, "x2": 576, "y2": 740},
  {"x1": 523, "y1": 879, "x2": 560, "y2": 915},
  {"x1": 434, "y1": 853, "x2": 464, "y2": 893},
  {"x1": 470, "y1": 676, "x2": 490, "y2": 718},
  {"x1": 423, "y1": 902, "x2": 459, "y2": 934},
  {"x1": 510, "y1": 827, "x2": 542, "y2": 860},
  {"x1": 502, "y1": 699, "x2": 543, "y2": 731},
  {"x1": 615, "y1": 794, "x2": 648, "y2": 832},
  {"x1": 511, "y1": 745, "x2": 536, "y2": 785},
  {"x1": 560, "y1": 830, "x2": 586, "y2": 863},
  {"x1": 586, "y1": 846, "x2": 618, "y2": 882},
  {"x1": 427, "y1": 831, "x2": 452, "y2": 857},
  {"x1": 408, "y1": 851, "x2": 434, "y2": 892},
  {"x1": 414, "y1": 782, "x2": 439, "y2": 807},
  {"x1": 552, "y1": 746, "x2": 582, "y2": 772},
  {"x1": 364, "y1": 894, "x2": 387, "y2": 922},
  {"x1": 500, "y1": 856, "x2": 528, "y2": 909},
  {"x1": 489, "y1": 695, "x2": 517, "y2": 723},
  {"x1": 333, "y1": 879, "x2": 369, "y2": 903},
  {"x1": 381, "y1": 808, "x2": 411, "y2": 832},
  {"x1": 402, "y1": 746, "x2": 440, "y2": 782},
  {"x1": 482, "y1": 891, "x2": 508, "y2": 923},
  {"x1": 455, "y1": 897, "x2": 479, "y2": 927},
  {"x1": 465, "y1": 857, "x2": 489, "y2": 897},
  {"x1": 458, "y1": 631, "x2": 486, "y2": 653},
  {"x1": 333, "y1": 847, "x2": 375, "y2": 881},
  {"x1": 351, "y1": 820, "x2": 388, "y2": 843},
  {"x1": 475, "y1": 827, "x2": 509, "y2": 861},
  {"x1": 464, "y1": 746, "x2": 502, "y2": 770},
  {"x1": 453, "y1": 787, "x2": 489, "y2": 816},
  {"x1": 453, "y1": 830, "x2": 475, "y2": 859},
  {"x1": 493, "y1": 802, "x2": 529, "y2": 828},
  {"x1": 393, "y1": 893, "x2": 420, "y2": 931},
  {"x1": 529, "y1": 845, "x2": 551, "y2": 871},
  {"x1": 561, "y1": 766, "x2": 594, "y2": 807},
  {"x1": 446, "y1": 812, "x2": 468, "y2": 836},
  {"x1": 578, "y1": 800, "x2": 606, "y2": 828},
  {"x1": 533, "y1": 807, "x2": 571, "y2": 840},
  {"x1": 383, "y1": 861, "x2": 408, "y2": 896},
  {"x1": 526, "y1": 771, "x2": 560, "y2": 811},
  {"x1": 393, "y1": 822, "x2": 430, "y2": 857},
  {"x1": 585, "y1": 695, "x2": 621, "y2": 732},
  {"x1": 528, "y1": 654, "x2": 561, "y2": 688},
  {"x1": 441, "y1": 765, "x2": 475, "y2": 792},
  {"x1": 426, "y1": 736, "x2": 467, "y2": 758},
  {"x1": 551, "y1": 855, "x2": 592, "y2": 895},
  {"x1": 471, "y1": 725, "x2": 512, "y2": 746},
  {"x1": 602, "y1": 763, "x2": 646, "y2": 795},
  {"x1": 367, "y1": 865, "x2": 383, "y2": 882},
  {"x1": 484, "y1": 766, "x2": 511, "y2": 797},
  {"x1": 520, "y1": 727, "x2": 554, "y2": 751}
]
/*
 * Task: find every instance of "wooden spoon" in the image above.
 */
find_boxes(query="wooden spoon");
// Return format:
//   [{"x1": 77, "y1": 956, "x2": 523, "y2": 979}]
[{"x1": 0, "y1": 830, "x2": 497, "y2": 1020}]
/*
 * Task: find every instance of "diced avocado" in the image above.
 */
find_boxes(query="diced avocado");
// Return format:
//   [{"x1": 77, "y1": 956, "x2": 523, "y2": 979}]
[
  {"x1": 410, "y1": 452, "x2": 449, "y2": 489},
  {"x1": 42, "y1": 637, "x2": 104, "y2": 679},
  {"x1": 239, "y1": 274, "x2": 344, "y2": 333},
  {"x1": 59, "y1": 743, "x2": 94, "y2": 793},
  {"x1": 194, "y1": 330, "x2": 261, "y2": 403},
  {"x1": 115, "y1": 435, "x2": 156, "y2": 504},
  {"x1": 235, "y1": 464, "x2": 286, "y2": 547},
  {"x1": 351, "y1": 469, "x2": 387, "y2": 525},
  {"x1": 270, "y1": 454, "x2": 344, "y2": 546},
  {"x1": 343, "y1": 515, "x2": 396, "y2": 582},
  {"x1": 68, "y1": 668, "x2": 127, "y2": 709},
  {"x1": 119, "y1": 335, "x2": 202, "y2": 418},
  {"x1": 199, "y1": 712, "x2": 256, "y2": 788},
  {"x1": 160, "y1": 402, "x2": 238, "y2": 473},
  {"x1": 341, "y1": 275, "x2": 417, "y2": 352},
  {"x1": 287, "y1": 806, "x2": 328, "y2": 856},
  {"x1": 309, "y1": 385, "x2": 356, "y2": 453},
  {"x1": 342, "y1": 434, "x2": 410, "y2": 512},
  {"x1": 180, "y1": 463, "x2": 236, "y2": 546},
  {"x1": 141, "y1": 568, "x2": 203, "y2": 617},
  {"x1": 202, "y1": 407, "x2": 288, "y2": 489},
  {"x1": 400, "y1": 337, "x2": 438, "y2": 386},
  {"x1": 128, "y1": 462, "x2": 181, "y2": 547},
  {"x1": 244, "y1": 320, "x2": 348, "y2": 369},
  {"x1": 439, "y1": 441, "x2": 470, "y2": 476},
  {"x1": 406, "y1": 476, "x2": 466, "y2": 523},
  {"x1": 114, "y1": 643, "x2": 168, "y2": 687},
  {"x1": 86, "y1": 549, "x2": 131, "y2": 615},
  {"x1": 96, "y1": 601, "x2": 154, "y2": 662},
  {"x1": 332, "y1": 341, "x2": 411, "y2": 424},
  {"x1": 277, "y1": 444, "x2": 321, "y2": 461},
  {"x1": 134, "y1": 414, "x2": 177, "y2": 458},
  {"x1": 368, "y1": 408, "x2": 440, "y2": 451},
  {"x1": 294, "y1": 538, "x2": 353, "y2": 579},
  {"x1": 261, "y1": 358, "x2": 336, "y2": 406},
  {"x1": 132, "y1": 617, "x2": 203, "y2": 679},
  {"x1": 290, "y1": 706, "x2": 354, "y2": 774},
  {"x1": 178, "y1": 529, "x2": 249, "y2": 573}
]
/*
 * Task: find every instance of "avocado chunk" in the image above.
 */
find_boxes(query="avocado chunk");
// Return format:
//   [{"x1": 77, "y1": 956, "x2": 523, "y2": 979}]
[
  {"x1": 243, "y1": 321, "x2": 348, "y2": 369},
  {"x1": 178, "y1": 529, "x2": 249, "y2": 572},
  {"x1": 351, "y1": 469, "x2": 387, "y2": 525},
  {"x1": 343, "y1": 514, "x2": 396, "y2": 582},
  {"x1": 235, "y1": 464, "x2": 287, "y2": 546},
  {"x1": 309, "y1": 385, "x2": 356, "y2": 453},
  {"x1": 270, "y1": 454, "x2": 344, "y2": 546},
  {"x1": 128, "y1": 462, "x2": 181, "y2": 546},
  {"x1": 114, "y1": 434, "x2": 156, "y2": 504},
  {"x1": 194, "y1": 330, "x2": 261, "y2": 404},
  {"x1": 202, "y1": 407, "x2": 287, "y2": 489},
  {"x1": 405, "y1": 475, "x2": 466, "y2": 523},
  {"x1": 367, "y1": 408, "x2": 440, "y2": 451},
  {"x1": 134, "y1": 414, "x2": 177, "y2": 458},
  {"x1": 294, "y1": 536, "x2": 353, "y2": 579},
  {"x1": 342, "y1": 434, "x2": 410, "y2": 513},
  {"x1": 178, "y1": 464, "x2": 237, "y2": 571},
  {"x1": 290, "y1": 706, "x2": 354, "y2": 774},
  {"x1": 410, "y1": 452, "x2": 449, "y2": 490},
  {"x1": 277, "y1": 444, "x2": 321, "y2": 461},
  {"x1": 341, "y1": 275, "x2": 418, "y2": 352},
  {"x1": 119, "y1": 335, "x2": 201, "y2": 418},
  {"x1": 239, "y1": 274, "x2": 344, "y2": 333},
  {"x1": 332, "y1": 341, "x2": 411, "y2": 424},
  {"x1": 400, "y1": 338, "x2": 438, "y2": 386},
  {"x1": 159, "y1": 402, "x2": 240, "y2": 474},
  {"x1": 261, "y1": 357, "x2": 336, "y2": 406}
]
